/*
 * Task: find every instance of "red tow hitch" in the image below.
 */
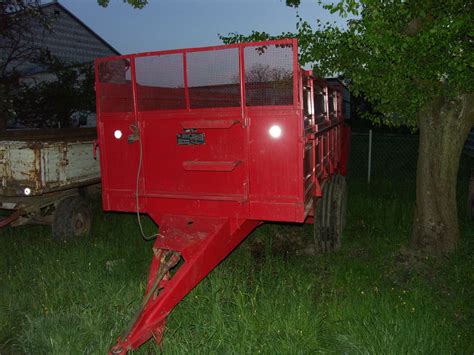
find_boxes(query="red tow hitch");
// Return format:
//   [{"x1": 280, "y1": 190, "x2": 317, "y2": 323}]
[{"x1": 110, "y1": 216, "x2": 260, "y2": 353}]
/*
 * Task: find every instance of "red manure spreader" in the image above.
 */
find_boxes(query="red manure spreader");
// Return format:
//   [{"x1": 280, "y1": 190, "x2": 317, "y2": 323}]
[{"x1": 95, "y1": 39, "x2": 350, "y2": 353}]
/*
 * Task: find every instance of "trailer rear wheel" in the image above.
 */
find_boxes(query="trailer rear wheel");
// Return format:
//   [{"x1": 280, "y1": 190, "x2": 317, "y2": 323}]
[
  {"x1": 52, "y1": 196, "x2": 92, "y2": 242},
  {"x1": 314, "y1": 174, "x2": 347, "y2": 253},
  {"x1": 332, "y1": 174, "x2": 348, "y2": 244},
  {"x1": 314, "y1": 181, "x2": 334, "y2": 253}
]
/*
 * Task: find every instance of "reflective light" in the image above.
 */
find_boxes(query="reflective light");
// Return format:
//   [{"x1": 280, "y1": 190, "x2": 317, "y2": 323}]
[
  {"x1": 269, "y1": 125, "x2": 282, "y2": 138},
  {"x1": 114, "y1": 130, "x2": 122, "y2": 139},
  {"x1": 24, "y1": 187, "x2": 31, "y2": 196}
]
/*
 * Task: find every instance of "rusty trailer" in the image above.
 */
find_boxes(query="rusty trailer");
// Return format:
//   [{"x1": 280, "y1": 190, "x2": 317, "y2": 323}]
[
  {"x1": 95, "y1": 39, "x2": 351, "y2": 353},
  {"x1": 0, "y1": 128, "x2": 100, "y2": 240}
]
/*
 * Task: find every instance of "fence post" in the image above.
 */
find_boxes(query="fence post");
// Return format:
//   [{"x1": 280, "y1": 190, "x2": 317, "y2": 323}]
[{"x1": 368, "y1": 129, "x2": 372, "y2": 184}]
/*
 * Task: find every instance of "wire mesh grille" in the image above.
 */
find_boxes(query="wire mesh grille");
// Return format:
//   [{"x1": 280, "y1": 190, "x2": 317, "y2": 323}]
[
  {"x1": 244, "y1": 44, "x2": 294, "y2": 106},
  {"x1": 97, "y1": 41, "x2": 297, "y2": 112},
  {"x1": 348, "y1": 132, "x2": 419, "y2": 182},
  {"x1": 187, "y1": 48, "x2": 240, "y2": 108},
  {"x1": 346, "y1": 130, "x2": 473, "y2": 188},
  {"x1": 135, "y1": 54, "x2": 186, "y2": 111},
  {"x1": 97, "y1": 58, "x2": 133, "y2": 113}
]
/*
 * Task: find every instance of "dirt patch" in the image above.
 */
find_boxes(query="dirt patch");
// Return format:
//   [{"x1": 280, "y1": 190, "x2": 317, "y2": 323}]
[
  {"x1": 348, "y1": 247, "x2": 370, "y2": 258},
  {"x1": 248, "y1": 224, "x2": 317, "y2": 265},
  {"x1": 386, "y1": 246, "x2": 448, "y2": 287}
]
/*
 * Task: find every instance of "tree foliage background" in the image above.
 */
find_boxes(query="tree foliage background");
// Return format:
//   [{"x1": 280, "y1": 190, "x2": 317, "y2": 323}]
[
  {"x1": 223, "y1": 0, "x2": 473, "y2": 126},
  {"x1": 10, "y1": 52, "x2": 95, "y2": 128},
  {"x1": 1, "y1": 0, "x2": 95, "y2": 129}
]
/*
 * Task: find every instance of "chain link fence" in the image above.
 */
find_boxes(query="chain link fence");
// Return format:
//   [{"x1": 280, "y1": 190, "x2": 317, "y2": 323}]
[
  {"x1": 347, "y1": 130, "x2": 473, "y2": 184},
  {"x1": 347, "y1": 131, "x2": 418, "y2": 183}
]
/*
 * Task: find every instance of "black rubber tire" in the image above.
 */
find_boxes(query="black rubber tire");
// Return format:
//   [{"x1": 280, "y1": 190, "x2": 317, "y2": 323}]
[
  {"x1": 314, "y1": 180, "x2": 335, "y2": 253},
  {"x1": 52, "y1": 195, "x2": 92, "y2": 242},
  {"x1": 314, "y1": 174, "x2": 348, "y2": 253},
  {"x1": 332, "y1": 174, "x2": 348, "y2": 248},
  {"x1": 78, "y1": 183, "x2": 101, "y2": 198}
]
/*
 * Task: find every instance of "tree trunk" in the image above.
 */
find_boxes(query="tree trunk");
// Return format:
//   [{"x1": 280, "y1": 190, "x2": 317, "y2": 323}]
[{"x1": 412, "y1": 93, "x2": 474, "y2": 256}]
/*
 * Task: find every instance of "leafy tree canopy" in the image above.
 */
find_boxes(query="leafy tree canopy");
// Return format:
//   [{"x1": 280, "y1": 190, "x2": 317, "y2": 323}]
[
  {"x1": 10, "y1": 51, "x2": 95, "y2": 129},
  {"x1": 1, "y1": 1, "x2": 94, "y2": 130},
  {"x1": 222, "y1": 0, "x2": 474, "y2": 128}
]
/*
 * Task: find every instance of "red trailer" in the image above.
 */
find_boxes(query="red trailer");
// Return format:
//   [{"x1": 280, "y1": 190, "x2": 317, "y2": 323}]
[{"x1": 95, "y1": 39, "x2": 350, "y2": 353}]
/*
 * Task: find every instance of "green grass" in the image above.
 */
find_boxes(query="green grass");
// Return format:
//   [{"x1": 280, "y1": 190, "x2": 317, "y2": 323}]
[{"x1": 1, "y1": 176, "x2": 473, "y2": 354}]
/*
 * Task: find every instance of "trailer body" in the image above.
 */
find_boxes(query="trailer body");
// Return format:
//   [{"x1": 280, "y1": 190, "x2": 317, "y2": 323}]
[
  {"x1": 0, "y1": 129, "x2": 99, "y2": 197},
  {"x1": 95, "y1": 39, "x2": 350, "y2": 353},
  {"x1": 0, "y1": 129, "x2": 99, "y2": 237}
]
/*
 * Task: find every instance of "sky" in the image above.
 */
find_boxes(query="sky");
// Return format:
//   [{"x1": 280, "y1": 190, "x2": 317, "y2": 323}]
[{"x1": 59, "y1": 0, "x2": 345, "y2": 55}]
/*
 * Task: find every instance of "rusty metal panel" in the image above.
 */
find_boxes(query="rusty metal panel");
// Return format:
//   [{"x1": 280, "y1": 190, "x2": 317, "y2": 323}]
[
  {"x1": 0, "y1": 139, "x2": 100, "y2": 197},
  {"x1": 42, "y1": 141, "x2": 100, "y2": 188},
  {"x1": 0, "y1": 141, "x2": 41, "y2": 196}
]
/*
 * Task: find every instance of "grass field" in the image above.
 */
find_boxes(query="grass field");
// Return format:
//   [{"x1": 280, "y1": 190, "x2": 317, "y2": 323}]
[{"x1": 1, "y1": 173, "x2": 473, "y2": 353}]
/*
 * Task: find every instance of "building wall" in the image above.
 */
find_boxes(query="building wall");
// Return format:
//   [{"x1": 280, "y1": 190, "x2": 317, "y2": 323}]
[
  {"x1": 35, "y1": 3, "x2": 118, "y2": 65},
  {"x1": 6, "y1": 2, "x2": 120, "y2": 77}
]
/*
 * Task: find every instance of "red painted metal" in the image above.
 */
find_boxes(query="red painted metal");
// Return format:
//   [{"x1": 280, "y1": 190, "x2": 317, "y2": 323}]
[
  {"x1": 95, "y1": 39, "x2": 350, "y2": 353},
  {"x1": 110, "y1": 217, "x2": 261, "y2": 353},
  {"x1": 180, "y1": 119, "x2": 241, "y2": 129}
]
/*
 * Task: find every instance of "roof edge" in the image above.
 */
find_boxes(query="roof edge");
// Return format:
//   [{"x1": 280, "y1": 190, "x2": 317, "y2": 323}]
[{"x1": 40, "y1": 1, "x2": 121, "y2": 56}]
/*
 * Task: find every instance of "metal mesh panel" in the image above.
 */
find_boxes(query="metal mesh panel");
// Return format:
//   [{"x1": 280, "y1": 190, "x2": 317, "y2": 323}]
[
  {"x1": 98, "y1": 58, "x2": 133, "y2": 113},
  {"x1": 187, "y1": 48, "x2": 240, "y2": 109},
  {"x1": 348, "y1": 130, "x2": 472, "y2": 185},
  {"x1": 135, "y1": 54, "x2": 186, "y2": 111},
  {"x1": 244, "y1": 44, "x2": 294, "y2": 106}
]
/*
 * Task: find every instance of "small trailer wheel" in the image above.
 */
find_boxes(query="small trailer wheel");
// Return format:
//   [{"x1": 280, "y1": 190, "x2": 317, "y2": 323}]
[
  {"x1": 314, "y1": 174, "x2": 347, "y2": 253},
  {"x1": 52, "y1": 195, "x2": 92, "y2": 242}
]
